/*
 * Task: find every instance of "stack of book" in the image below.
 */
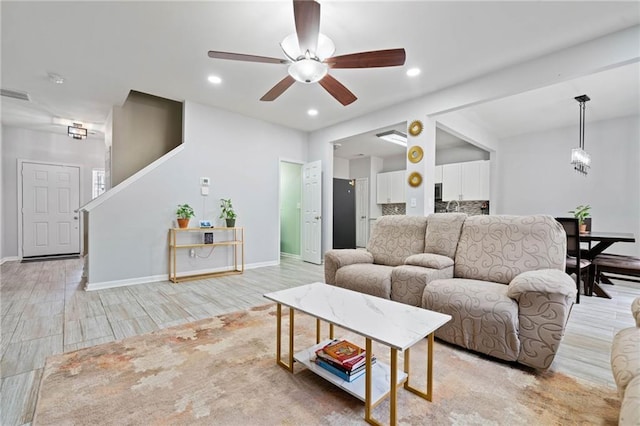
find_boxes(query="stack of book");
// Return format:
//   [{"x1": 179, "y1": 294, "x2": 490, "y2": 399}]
[{"x1": 314, "y1": 339, "x2": 375, "y2": 382}]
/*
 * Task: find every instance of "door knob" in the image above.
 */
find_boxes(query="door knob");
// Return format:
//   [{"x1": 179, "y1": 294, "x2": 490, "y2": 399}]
[
  {"x1": 73, "y1": 216, "x2": 78, "y2": 220},
  {"x1": 315, "y1": 216, "x2": 321, "y2": 220}
]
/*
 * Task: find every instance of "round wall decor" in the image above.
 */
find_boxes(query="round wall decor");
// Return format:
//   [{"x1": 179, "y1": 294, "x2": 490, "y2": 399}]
[
  {"x1": 408, "y1": 145, "x2": 424, "y2": 163},
  {"x1": 408, "y1": 120, "x2": 423, "y2": 136},
  {"x1": 408, "y1": 171, "x2": 423, "y2": 187}
]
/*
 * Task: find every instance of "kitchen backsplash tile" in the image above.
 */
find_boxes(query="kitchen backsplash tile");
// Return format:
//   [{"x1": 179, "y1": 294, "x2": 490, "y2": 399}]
[
  {"x1": 381, "y1": 203, "x2": 406, "y2": 215},
  {"x1": 380, "y1": 200, "x2": 489, "y2": 216},
  {"x1": 435, "y1": 200, "x2": 489, "y2": 216}
]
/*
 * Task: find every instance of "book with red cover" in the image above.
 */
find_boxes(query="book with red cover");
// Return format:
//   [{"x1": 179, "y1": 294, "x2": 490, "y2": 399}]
[{"x1": 316, "y1": 339, "x2": 366, "y2": 365}]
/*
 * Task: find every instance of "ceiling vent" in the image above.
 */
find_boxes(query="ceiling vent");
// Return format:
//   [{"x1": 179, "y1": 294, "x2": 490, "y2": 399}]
[{"x1": 1, "y1": 88, "x2": 31, "y2": 102}]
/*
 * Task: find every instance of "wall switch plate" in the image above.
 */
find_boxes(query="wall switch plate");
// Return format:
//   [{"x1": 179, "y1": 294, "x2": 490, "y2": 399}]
[
  {"x1": 410, "y1": 198, "x2": 417, "y2": 207},
  {"x1": 200, "y1": 177, "x2": 210, "y2": 186},
  {"x1": 201, "y1": 187, "x2": 209, "y2": 196}
]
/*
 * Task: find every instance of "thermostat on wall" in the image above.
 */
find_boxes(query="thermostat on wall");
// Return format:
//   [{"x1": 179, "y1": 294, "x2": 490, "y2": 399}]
[{"x1": 200, "y1": 177, "x2": 210, "y2": 186}]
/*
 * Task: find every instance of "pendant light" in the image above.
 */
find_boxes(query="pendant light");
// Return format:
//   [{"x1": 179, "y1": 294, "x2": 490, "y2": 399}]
[{"x1": 571, "y1": 94, "x2": 591, "y2": 175}]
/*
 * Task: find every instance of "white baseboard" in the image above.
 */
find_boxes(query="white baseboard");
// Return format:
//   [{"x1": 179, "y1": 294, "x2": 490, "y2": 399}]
[
  {"x1": 0, "y1": 256, "x2": 19, "y2": 265},
  {"x1": 280, "y1": 252, "x2": 301, "y2": 260},
  {"x1": 85, "y1": 260, "x2": 280, "y2": 291}
]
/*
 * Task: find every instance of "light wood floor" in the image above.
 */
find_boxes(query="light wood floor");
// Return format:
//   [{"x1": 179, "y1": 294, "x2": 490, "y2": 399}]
[{"x1": 1, "y1": 257, "x2": 638, "y2": 425}]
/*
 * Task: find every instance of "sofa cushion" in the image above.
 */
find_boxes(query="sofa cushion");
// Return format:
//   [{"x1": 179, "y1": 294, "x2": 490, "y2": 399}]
[
  {"x1": 424, "y1": 213, "x2": 467, "y2": 258},
  {"x1": 454, "y1": 215, "x2": 566, "y2": 284},
  {"x1": 367, "y1": 215, "x2": 428, "y2": 266},
  {"x1": 335, "y1": 263, "x2": 394, "y2": 299},
  {"x1": 422, "y1": 278, "x2": 520, "y2": 362},
  {"x1": 611, "y1": 326, "x2": 640, "y2": 397},
  {"x1": 405, "y1": 253, "x2": 454, "y2": 270},
  {"x1": 390, "y1": 265, "x2": 454, "y2": 306}
]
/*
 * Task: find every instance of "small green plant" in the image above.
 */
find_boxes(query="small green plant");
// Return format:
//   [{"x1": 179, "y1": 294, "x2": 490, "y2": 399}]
[
  {"x1": 569, "y1": 204, "x2": 591, "y2": 225},
  {"x1": 219, "y1": 198, "x2": 237, "y2": 220},
  {"x1": 176, "y1": 203, "x2": 195, "y2": 219}
]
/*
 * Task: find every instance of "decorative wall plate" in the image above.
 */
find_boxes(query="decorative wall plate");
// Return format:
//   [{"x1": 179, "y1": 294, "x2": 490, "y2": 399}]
[
  {"x1": 408, "y1": 145, "x2": 424, "y2": 163},
  {"x1": 408, "y1": 120, "x2": 423, "y2": 136},
  {"x1": 408, "y1": 171, "x2": 423, "y2": 187}
]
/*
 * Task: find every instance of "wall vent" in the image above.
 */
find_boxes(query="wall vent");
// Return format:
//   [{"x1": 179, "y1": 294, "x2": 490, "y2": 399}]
[{"x1": 1, "y1": 88, "x2": 31, "y2": 102}]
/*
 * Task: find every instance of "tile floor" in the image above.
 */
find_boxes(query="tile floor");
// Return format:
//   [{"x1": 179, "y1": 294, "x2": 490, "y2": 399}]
[{"x1": 1, "y1": 256, "x2": 638, "y2": 425}]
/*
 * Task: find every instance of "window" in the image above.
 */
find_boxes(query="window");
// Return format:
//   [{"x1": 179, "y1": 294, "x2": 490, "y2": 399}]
[{"x1": 92, "y1": 169, "x2": 106, "y2": 199}]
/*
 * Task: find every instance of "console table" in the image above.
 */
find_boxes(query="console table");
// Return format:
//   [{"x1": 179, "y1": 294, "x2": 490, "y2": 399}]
[{"x1": 168, "y1": 227, "x2": 244, "y2": 283}]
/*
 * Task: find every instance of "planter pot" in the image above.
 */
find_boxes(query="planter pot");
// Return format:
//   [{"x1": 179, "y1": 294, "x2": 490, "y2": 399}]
[
  {"x1": 225, "y1": 219, "x2": 236, "y2": 228},
  {"x1": 177, "y1": 218, "x2": 190, "y2": 229},
  {"x1": 579, "y1": 223, "x2": 587, "y2": 234}
]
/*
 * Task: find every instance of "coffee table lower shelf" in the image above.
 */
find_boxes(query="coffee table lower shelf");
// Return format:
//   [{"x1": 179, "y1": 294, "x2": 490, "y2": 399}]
[{"x1": 294, "y1": 339, "x2": 408, "y2": 405}]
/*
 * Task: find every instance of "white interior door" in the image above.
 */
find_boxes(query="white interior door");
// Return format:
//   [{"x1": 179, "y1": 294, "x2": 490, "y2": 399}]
[
  {"x1": 302, "y1": 160, "x2": 322, "y2": 264},
  {"x1": 22, "y1": 162, "x2": 80, "y2": 257},
  {"x1": 355, "y1": 178, "x2": 369, "y2": 247}
]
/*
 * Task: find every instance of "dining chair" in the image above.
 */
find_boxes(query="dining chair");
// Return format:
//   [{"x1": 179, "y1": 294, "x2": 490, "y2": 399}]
[{"x1": 555, "y1": 217, "x2": 591, "y2": 303}]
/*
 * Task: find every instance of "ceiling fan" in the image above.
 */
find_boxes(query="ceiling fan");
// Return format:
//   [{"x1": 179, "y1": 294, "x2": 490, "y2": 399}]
[{"x1": 207, "y1": 0, "x2": 406, "y2": 106}]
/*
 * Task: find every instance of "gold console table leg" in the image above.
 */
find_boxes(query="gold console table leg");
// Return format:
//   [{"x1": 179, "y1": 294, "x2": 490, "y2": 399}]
[
  {"x1": 276, "y1": 304, "x2": 294, "y2": 372},
  {"x1": 404, "y1": 333, "x2": 433, "y2": 401}
]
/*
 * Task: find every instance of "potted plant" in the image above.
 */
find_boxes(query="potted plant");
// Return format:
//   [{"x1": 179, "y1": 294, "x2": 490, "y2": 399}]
[
  {"x1": 219, "y1": 198, "x2": 237, "y2": 227},
  {"x1": 176, "y1": 203, "x2": 195, "y2": 228},
  {"x1": 569, "y1": 204, "x2": 591, "y2": 233}
]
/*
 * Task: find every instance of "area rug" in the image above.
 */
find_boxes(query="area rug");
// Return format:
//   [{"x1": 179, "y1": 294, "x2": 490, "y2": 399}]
[{"x1": 34, "y1": 304, "x2": 619, "y2": 425}]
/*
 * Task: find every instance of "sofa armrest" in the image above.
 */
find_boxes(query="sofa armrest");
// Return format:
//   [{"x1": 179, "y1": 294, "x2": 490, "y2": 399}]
[
  {"x1": 632, "y1": 297, "x2": 640, "y2": 328},
  {"x1": 506, "y1": 269, "x2": 577, "y2": 369},
  {"x1": 324, "y1": 249, "x2": 374, "y2": 285},
  {"x1": 404, "y1": 253, "x2": 454, "y2": 270}
]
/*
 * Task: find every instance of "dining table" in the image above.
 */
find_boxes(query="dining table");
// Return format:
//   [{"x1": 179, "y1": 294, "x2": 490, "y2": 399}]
[{"x1": 579, "y1": 231, "x2": 637, "y2": 298}]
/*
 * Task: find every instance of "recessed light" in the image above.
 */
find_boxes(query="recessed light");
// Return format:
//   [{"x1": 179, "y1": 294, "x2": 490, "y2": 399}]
[
  {"x1": 406, "y1": 68, "x2": 421, "y2": 77},
  {"x1": 207, "y1": 75, "x2": 222, "y2": 84},
  {"x1": 48, "y1": 72, "x2": 65, "y2": 84},
  {"x1": 307, "y1": 109, "x2": 318, "y2": 116}
]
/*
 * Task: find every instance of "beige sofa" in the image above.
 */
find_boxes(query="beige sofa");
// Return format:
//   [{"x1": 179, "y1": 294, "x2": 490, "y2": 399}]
[
  {"x1": 325, "y1": 213, "x2": 577, "y2": 370},
  {"x1": 611, "y1": 297, "x2": 640, "y2": 425}
]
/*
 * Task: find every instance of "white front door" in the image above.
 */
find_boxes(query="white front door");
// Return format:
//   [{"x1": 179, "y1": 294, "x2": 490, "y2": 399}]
[
  {"x1": 301, "y1": 160, "x2": 322, "y2": 264},
  {"x1": 355, "y1": 178, "x2": 369, "y2": 247},
  {"x1": 22, "y1": 162, "x2": 81, "y2": 257}
]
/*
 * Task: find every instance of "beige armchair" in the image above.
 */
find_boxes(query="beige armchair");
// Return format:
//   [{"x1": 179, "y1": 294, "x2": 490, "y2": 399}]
[{"x1": 611, "y1": 297, "x2": 640, "y2": 425}]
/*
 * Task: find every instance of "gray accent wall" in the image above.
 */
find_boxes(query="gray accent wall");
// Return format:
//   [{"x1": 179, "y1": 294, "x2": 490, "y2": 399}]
[
  {"x1": 85, "y1": 101, "x2": 307, "y2": 285},
  {"x1": 111, "y1": 91, "x2": 183, "y2": 187},
  {"x1": 1, "y1": 127, "x2": 105, "y2": 259}
]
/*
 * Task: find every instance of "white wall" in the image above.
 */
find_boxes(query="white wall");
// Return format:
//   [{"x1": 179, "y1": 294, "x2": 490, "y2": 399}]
[
  {"x1": 85, "y1": 101, "x2": 308, "y2": 286},
  {"x1": 307, "y1": 27, "x2": 637, "y2": 252},
  {"x1": 333, "y1": 157, "x2": 349, "y2": 179},
  {"x1": 496, "y1": 115, "x2": 640, "y2": 256},
  {"x1": 1, "y1": 127, "x2": 105, "y2": 259},
  {"x1": 381, "y1": 154, "x2": 406, "y2": 172},
  {"x1": 436, "y1": 146, "x2": 490, "y2": 165}
]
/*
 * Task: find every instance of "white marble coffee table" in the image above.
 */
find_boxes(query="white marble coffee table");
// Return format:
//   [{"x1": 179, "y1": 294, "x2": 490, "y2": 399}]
[{"x1": 264, "y1": 282, "x2": 451, "y2": 426}]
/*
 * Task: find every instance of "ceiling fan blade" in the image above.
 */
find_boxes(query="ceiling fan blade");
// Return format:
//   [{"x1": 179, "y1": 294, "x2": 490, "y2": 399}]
[
  {"x1": 293, "y1": 0, "x2": 320, "y2": 55},
  {"x1": 208, "y1": 51, "x2": 289, "y2": 65},
  {"x1": 325, "y1": 48, "x2": 406, "y2": 69},
  {"x1": 318, "y1": 74, "x2": 357, "y2": 106},
  {"x1": 260, "y1": 75, "x2": 296, "y2": 101}
]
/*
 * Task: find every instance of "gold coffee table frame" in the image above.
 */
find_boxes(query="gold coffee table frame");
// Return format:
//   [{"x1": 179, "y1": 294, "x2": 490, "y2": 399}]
[{"x1": 274, "y1": 303, "x2": 437, "y2": 426}]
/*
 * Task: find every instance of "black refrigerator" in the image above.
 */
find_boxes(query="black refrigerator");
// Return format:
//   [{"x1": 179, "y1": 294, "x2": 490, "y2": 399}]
[{"x1": 333, "y1": 178, "x2": 356, "y2": 249}]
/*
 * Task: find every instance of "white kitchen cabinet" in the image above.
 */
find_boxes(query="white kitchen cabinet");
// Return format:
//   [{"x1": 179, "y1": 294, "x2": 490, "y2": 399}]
[
  {"x1": 376, "y1": 170, "x2": 406, "y2": 204},
  {"x1": 434, "y1": 165, "x2": 443, "y2": 184},
  {"x1": 442, "y1": 164, "x2": 462, "y2": 201},
  {"x1": 442, "y1": 160, "x2": 490, "y2": 201}
]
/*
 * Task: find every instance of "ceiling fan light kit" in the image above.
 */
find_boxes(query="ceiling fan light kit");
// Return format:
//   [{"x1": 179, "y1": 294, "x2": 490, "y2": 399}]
[{"x1": 207, "y1": 0, "x2": 406, "y2": 106}]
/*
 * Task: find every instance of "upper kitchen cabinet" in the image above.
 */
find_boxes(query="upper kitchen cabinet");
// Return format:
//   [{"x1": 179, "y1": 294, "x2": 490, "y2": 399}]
[
  {"x1": 435, "y1": 165, "x2": 443, "y2": 184},
  {"x1": 442, "y1": 160, "x2": 490, "y2": 201},
  {"x1": 377, "y1": 170, "x2": 406, "y2": 204}
]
